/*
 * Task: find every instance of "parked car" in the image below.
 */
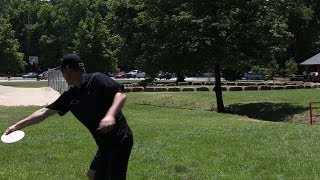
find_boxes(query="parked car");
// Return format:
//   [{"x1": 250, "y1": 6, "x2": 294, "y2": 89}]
[
  {"x1": 16, "y1": 72, "x2": 28, "y2": 77},
  {"x1": 38, "y1": 71, "x2": 48, "y2": 79},
  {"x1": 126, "y1": 70, "x2": 146, "y2": 78},
  {"x1": 302, "y1": 71, "x2": 319, "y2": 82},
  {"x1": 22, "y1": 72, "x2": 38, "y2": 78},
  {"x1": 244, "y1": 71, "x2": 265, "y2": 80},
  {"x1": 157, "y1": 72, "x2": 172, "y2": 80},
  {"x1": 309, "y1": 72, "x2": 318, "y2": 76},
  {"x1": 114, "y1": 71, "x2": 127, "y2": 78}
]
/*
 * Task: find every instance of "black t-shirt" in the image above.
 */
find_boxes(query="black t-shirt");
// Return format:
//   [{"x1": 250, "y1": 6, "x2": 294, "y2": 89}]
[{"x1": 46, "y1": 72, "x2": 132, "y2": 147}]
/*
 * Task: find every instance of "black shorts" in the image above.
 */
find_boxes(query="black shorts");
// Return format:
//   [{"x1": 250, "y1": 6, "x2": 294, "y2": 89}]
[{"x1": 90, "y1": 135, "x2": 133, "y2": 180}]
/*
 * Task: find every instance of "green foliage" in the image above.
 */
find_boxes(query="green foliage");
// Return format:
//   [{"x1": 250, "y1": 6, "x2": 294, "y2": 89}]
[
  {"x1": 284, "y1": 58, "x2": 298, "y2": 76},
  {"x1": 251, "y1": 66, "x2": 267, "y2": 74},
  {"x1": 266, "y1": 60, "x2": 280, "y2": 79},
  {"x1": 223, "y1": 68, "x2": 244, "y2": 81},
  {"x1": 3, "y1": 0, "x2": 41, "y2": 62},
  {"x1": 0, "y1": 0, "x2": 127, "y2": 72},
  {"x1": 110, "y1": 0, "x2": 298, "y2": 111},
  {"x1": 0, "y1": 18, "x2": 25, "y2": 74},
  {"x1": 0, "y1": 0, "x2": 317, "y2": 77},
  {"x1": 286, "y1": 1, "x2": 319, "y2": 62},
  {"x1": 121, "y1": 1, "x2": 291, "y2": 73},
  {"x1": 251, "y1": 60, "x2": 280, "y2": 79},
  {"x1": 0, "y1": 0, "x2": 4, "y2": 14},
  {"x1": 74, "y1": 12, "x2": 122, "y2": 73}
]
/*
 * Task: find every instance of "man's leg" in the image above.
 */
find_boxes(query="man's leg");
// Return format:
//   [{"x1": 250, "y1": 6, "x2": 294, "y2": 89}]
[
  {"x1": 88, "y1": 149, "x2": 106, "y2": 180},
  {"x1": 87, "y1": 135, "x2": 133, "y2": 180},
  {"x1": 93, "y1": 136, "x2": 133, "y2": 180},
  {"x1": 106, "y1": 136, "x2": 133, "y2": 179}
]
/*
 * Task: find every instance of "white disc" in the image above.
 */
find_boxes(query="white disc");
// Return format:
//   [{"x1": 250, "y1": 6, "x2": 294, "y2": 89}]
[{"x1": 1, "y1": 130, "x2": 25, "y2": 144}]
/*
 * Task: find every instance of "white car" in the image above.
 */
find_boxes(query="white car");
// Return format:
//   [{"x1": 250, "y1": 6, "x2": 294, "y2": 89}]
[
  {"x1": 22, "y1": 72, "x2": 38, "y2": 78},
  {"x1": 309, "y1": 72, "x2": 318, "y2": 76},
  {"x1": 38, "y1": 71, "x2": 48, "y2": 79},
  {"x1": 126, "y1": 70, "x2": 146, "y2": 78}
]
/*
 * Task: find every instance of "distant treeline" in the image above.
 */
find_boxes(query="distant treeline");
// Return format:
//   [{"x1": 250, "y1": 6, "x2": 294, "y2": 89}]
[{"x1": 0, "y1": 0, "x2": 319, "y2": 78}]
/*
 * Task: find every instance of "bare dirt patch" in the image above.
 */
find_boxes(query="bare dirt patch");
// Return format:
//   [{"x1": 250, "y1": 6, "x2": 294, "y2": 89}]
[{"x1": 0, "y1": 85, "x2": 60, "y2": 106}]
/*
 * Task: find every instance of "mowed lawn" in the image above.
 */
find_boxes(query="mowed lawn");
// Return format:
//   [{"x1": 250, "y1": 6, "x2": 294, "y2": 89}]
[
  {"x1": 0, "y1": 81, "x2": 48, "y2": 88},
  {"x1": 1, "y1": 89, "x2": 320, "y2": 179}
]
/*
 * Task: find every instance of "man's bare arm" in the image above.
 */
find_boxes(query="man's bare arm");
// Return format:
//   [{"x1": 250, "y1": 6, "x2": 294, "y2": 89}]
[
  {"x1": 97, "y1": 92, "x2": 127, "y2": 133},
  {"x1": 5, "y1": 107, "x2": 58, "y2": 135}
]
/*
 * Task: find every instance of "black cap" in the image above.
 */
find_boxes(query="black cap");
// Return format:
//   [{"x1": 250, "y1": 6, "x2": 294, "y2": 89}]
[{"x1": 54, "y1": 54, "x2": 84, "y2": 70}]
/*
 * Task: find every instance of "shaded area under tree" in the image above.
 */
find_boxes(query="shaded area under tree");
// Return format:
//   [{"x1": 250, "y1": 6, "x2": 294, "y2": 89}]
[{"x1": 225, "y1": 102, "x2": 308, "y2": 122}]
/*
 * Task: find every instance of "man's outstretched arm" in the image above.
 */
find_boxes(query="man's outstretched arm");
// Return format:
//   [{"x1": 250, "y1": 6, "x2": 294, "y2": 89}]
[{"x1": 5, "y1": 107, "x2": 58, "y2": 135}]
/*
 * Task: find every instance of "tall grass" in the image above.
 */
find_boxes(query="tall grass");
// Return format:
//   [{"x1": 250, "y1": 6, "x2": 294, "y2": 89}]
[{"x1": 1, "y1": 89, "x2": 320, "y2": 179}]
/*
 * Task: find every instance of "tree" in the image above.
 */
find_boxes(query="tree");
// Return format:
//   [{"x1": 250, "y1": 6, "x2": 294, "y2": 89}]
[
  {"x1": 0, "y1": 0, "x2": 5, "y2": 14},
  {"x1": 38, "y1": 0, "x2": 91, "y2": 67},
  {"x1": 267, "y1": 60, "x2": 280, "y2": 80},
  {"x1": 284, "y1": 58, "x2": 298, "y2": 76},
  {"x1": 286, "y1": 0, "x2": 317, "y2": 63},
  {"x1": 74, "y1": 12, "x2": 122, "y2": 73},
  {"x1": 36, "y1": 2, "x2": 62, "y2": 68},
  {"x1": 3, "y1": 0, "x2": 51, "y2": 71},
  {"x1": 0, "y1": 18, "x2": 25, "y2": 74},
  {"x1": 113, "y1": 0, "x2": 292, "y2": 112}
]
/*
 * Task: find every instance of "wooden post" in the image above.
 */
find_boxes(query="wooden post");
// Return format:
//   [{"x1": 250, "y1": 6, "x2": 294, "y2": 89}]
[
  {"x1": 310, "y1": 102, "x2": 313, "y2": 125},
  {"x1": 317, "y1": 65, "x2": 320, "y2": 82}
]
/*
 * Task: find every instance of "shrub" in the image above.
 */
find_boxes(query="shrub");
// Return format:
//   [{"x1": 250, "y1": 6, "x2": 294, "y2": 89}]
[{"x1": 229, "y1": 86, "x2": 243, "y2": 91}]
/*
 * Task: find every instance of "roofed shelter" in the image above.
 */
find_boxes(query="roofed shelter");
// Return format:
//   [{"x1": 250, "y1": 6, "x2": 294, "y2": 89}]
[{"x1": 300, "y1": 53, "x2": 320, "y2": 82}]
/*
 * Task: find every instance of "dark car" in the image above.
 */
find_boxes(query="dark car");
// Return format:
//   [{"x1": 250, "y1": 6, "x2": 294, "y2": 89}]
[{"x1": 244, "y1": 71, "x2": 265, "y2": 80}]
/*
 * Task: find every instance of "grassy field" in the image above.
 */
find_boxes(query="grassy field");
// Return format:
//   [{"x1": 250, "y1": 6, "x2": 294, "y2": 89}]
[
  {"x1": 0, "y1": 81, "x2": 48, "y2": 88},
  {"x1": 1, "y1": 87, "x2": 320, "y2": 179}
]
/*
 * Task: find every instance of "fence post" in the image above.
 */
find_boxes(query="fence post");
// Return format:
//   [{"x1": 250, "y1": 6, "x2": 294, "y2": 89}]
[
  {"x1": 48, "y1": 68, "x2": 69, "y2": 94},
  {"x1": 310, "y1": 102, "x2": 313, "y2": 125}
]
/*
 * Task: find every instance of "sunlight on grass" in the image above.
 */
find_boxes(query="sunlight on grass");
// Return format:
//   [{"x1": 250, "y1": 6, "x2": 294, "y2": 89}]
[
  {"x1": 127, "y1": 89, "x2": 320, "y2": 122},
  {"x1": 125, "y1": 103, "x2": 320, "y2": 179},
  {"x1": 1, "y1": 90, "x2": 320, "y2": 179},
  {"x1": 0, "y1": 81, "x2": 48, "y2": 88}
]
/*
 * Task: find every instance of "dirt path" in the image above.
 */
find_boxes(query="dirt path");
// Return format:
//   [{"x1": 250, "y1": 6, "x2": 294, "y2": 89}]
[{"x1": 0, "y1": 85, "x2": 60, "y2": 106}]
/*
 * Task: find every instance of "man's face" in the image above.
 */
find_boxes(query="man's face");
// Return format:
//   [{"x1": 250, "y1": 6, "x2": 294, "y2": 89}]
[{"x1": 61, "y1": 67, "x2": 71, "y2": 85}]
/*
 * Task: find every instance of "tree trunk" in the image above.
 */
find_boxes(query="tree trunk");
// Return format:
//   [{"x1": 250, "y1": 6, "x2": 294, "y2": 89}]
[{"x1": 214, "y1": 64, "x2": 225, "y2": 112}]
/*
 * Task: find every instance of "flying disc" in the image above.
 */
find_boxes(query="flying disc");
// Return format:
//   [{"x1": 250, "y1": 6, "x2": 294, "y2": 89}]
[{"x1": 1, "y1": 130, "x2": 25, "y2": 143}]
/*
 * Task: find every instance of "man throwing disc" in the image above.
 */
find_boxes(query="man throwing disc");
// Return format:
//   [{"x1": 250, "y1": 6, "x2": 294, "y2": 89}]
[{"x1": 4, "y1": 54, "x2": 133, "y2": 180}]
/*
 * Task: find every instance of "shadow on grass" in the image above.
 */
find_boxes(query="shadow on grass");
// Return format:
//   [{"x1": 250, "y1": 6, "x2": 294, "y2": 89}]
[{"x1": 225, "y1": 102, "x2": 308, "y2": 122}]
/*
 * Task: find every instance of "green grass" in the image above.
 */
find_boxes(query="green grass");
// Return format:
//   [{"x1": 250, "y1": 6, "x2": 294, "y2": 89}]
[
  {"x1": 1, "y1": 89, "x2": 320, "y2": 179},
  {"x1": 130, "y1": 89, "x2": 320, "y2": 122},
  {"x1": 0, "y1": 81, "x2": 48, "y2": 88},
  {"x1": 126, "y1": 105, "x2": 320, "y2": 179}
]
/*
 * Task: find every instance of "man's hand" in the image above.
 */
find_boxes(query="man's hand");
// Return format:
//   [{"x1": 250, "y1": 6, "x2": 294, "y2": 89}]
[
  {"x1": 5, "y1": 125, "x2": 19, "y2": 135},
  {"x1": 96, "y1": 115, "x2": 116, "y2": 134}
]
